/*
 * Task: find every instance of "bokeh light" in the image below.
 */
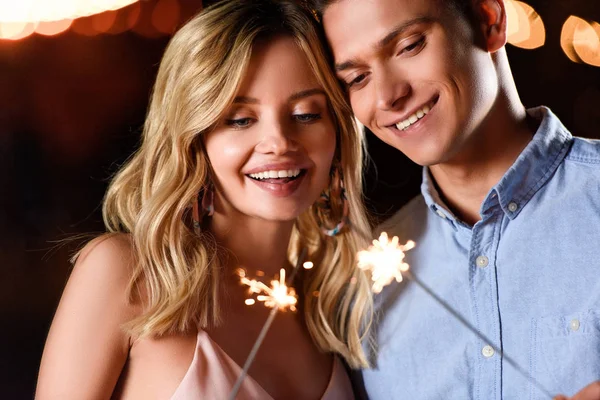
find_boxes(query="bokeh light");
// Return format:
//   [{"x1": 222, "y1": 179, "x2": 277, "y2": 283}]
[
  {"x1": 505, "y1": 0, "x2": 545, "y2": 49},
  {"x1": 131, "y1": 0, "x2": 163, "y2": 38},
  {"x1": 561, "y1": 16, "x2": 600, "y2": 67},
  {"x1": 562, "y1": 16, "x2": 587, "y2": 63},
  {"x1": 151, "y1": 0, "x2": 181, "y2": 35},
  {"x1": 0, "y1": 21, "x2": 35, "y2": 40},
  {"x1": 91, "y1": 10, "x2": 118, "y2": 34},
  {"x1": 0, "y1": 0, "x2": 139, "y2": 23},
  {"x1": 70, "y1": 16, "x2": 97, "y2": 37},
  {"x1": 0, "y1": 0, "x2": 144, "y2": 40},
  {"x1": 35, "y1": 19, "x2": 73, "y2": 37}
]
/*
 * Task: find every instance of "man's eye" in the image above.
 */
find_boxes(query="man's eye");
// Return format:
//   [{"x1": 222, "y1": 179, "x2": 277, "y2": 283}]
[
  {"x1": 294, "y1": 113, "x2": 321, "y2": 123},
  {"x1": 347, "y1": 73, "x2": 367, "y2": 88},
  {"x1": 401, "y1": 37, "x2": 426, "y2": 54},
  {"x1": 226, "y1": 118, "x2": 253, "y2": 128}
]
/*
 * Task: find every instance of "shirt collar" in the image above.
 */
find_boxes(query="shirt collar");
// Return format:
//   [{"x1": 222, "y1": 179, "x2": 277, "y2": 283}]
[{"x1": 422, "y1": 106, "x2": 573, "y2": 222}]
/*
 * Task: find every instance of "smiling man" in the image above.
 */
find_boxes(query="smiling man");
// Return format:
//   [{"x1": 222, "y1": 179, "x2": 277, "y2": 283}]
[{"x1": 313, "y1": 0, "x2": 600, "y2": 398}]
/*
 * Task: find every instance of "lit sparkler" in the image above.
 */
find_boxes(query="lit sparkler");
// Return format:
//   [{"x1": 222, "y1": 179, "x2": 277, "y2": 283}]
[
  {"x1": 228, "y1": 248, "x2": 307, "y2": 400},
  {"x1": 355, "y1": 231, "x2": 553, "y2": 398},
  {"x1": 357, "y1": 232, "x2": 415, "y2": 293},
  {"x1": 237, "y1": 268, "x2": 298, "y2": 312}
]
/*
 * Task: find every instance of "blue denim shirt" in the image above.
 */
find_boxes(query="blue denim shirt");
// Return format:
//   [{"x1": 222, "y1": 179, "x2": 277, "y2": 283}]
[{"x1": 362, "y1": 107, "x2": 600, "y2": 400}]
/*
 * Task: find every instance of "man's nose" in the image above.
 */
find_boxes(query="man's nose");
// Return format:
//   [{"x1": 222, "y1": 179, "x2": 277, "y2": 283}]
[{"x1": 374, "y1": 66, "x2": 411, "y2": 112}]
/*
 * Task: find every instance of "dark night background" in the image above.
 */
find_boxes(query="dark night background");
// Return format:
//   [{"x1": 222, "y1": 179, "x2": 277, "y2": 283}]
[{"x1": 1, "y1": 0, "x2": 599, "y2": 398}]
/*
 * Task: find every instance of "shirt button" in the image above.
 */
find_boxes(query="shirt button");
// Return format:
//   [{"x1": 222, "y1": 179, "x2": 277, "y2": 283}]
[
  {"x1": 508, "y1": 202, "x2": 518, "y2": 212},
  {"x1": 482, "y1": 345, "x2": 495, "y2": 358},
  {"x1": 570, "y1": 319, "x2": 580, "y2": 331},
  {"x1": 476, "y1": 255, "x2": 489, "y2": 268},
  {"x1": 436, "y1": 209, "x2": 447, "y2": 219}
]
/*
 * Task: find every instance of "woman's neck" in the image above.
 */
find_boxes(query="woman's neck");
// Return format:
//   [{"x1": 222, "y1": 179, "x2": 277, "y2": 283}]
[{"x1": 208, "y1": 210, "x2": 295, "y2": 277}]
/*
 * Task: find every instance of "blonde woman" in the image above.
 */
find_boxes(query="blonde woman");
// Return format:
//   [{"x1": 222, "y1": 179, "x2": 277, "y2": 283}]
[{"x1": 36, "y1": 0, "x2": 372, "y2": 399}]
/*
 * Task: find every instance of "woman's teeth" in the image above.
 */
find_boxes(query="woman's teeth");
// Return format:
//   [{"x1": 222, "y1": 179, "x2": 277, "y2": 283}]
[
  {"x1": 248, "y1": 169, "x2": 301, "y2": 180},
  {"x1": 395, "y1": 103, "x2": 432, "y2": 131}
]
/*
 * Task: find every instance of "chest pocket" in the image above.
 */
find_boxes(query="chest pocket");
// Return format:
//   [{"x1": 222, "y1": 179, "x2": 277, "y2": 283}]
[{"x1": 530, "y1": 310, "x2": 600, "y2": 399}]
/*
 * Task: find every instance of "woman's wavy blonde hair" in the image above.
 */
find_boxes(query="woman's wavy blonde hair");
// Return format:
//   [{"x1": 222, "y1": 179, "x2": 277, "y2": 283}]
[{"x1": 102, "y1": 0, "x2": 373, "y2": 367}]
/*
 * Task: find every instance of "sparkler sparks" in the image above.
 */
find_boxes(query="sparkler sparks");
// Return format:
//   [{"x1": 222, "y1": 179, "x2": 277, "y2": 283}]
[
  {"x1": 357, "y1": 232, "x2": 415, "y2": 293},
  {"x1": 228, "y1": 249, "x2": 307, "y2": 400},
  {"x1": 354, "y1": 230, "x2": 554, "y2": 398},
  {"x1": 237, "y1": 268, "x2": 298, "y2": 312}
]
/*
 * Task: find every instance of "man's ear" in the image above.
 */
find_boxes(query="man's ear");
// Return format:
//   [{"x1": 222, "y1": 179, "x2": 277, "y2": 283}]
[{"x1": 476, "y1": 0, "x2": 507, "y2": 52}]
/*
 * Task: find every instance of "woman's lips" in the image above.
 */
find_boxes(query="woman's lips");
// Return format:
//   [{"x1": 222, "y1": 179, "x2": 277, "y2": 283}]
[{"x1": 246, "y1": 170, "x2": 306, "y2": 198}]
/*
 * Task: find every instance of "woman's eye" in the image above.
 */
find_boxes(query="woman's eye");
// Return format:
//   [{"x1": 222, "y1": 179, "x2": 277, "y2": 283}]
[
  {"x1": 294, "y1": 113, "x2": 321, "y2": 123},
  {"x1": 226, "y1": 118, "x2": 253, "y2": 128}
]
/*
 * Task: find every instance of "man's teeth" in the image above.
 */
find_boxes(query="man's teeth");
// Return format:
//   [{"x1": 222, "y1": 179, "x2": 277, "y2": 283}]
[
  {"x1": 395, "y1": 103, "x2": 432, "y2": 130},
  {"x1": 248, "y1": 169, "x2": 301, "y2": 180}
]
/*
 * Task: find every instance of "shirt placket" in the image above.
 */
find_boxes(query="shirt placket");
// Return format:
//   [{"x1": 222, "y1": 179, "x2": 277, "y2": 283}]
[{"x1": 469, "y1": 205, "x2": 503, "y2": 400}]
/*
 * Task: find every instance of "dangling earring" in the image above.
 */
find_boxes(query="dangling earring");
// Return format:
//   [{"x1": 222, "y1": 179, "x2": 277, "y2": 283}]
[
  {"x1": 192, "y1": 184, "x2": 214, "y2": 235},
  {"x1": 201, "y1": 185, "x2": 214, "y2": 217},
  {"x1": 314, "y1": 163, "x2": 350, "y2": 237}
]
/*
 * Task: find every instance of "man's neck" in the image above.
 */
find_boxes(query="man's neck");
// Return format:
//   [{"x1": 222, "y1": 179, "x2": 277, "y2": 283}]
[{"x1": 429, "y1": 102, "x2": 535, "y2": 226}]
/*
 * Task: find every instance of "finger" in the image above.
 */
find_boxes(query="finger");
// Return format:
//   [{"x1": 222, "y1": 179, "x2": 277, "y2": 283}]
[{"x1": 571, "y1": 381, "x2": 600, "y2": 400}]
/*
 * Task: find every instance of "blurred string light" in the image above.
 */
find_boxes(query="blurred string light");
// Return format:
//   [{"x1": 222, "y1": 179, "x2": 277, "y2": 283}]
[
  {"x1": 0, "y1": 0, "x2": 185, "y2": 40},
  {"x1": 152, "y1": 0, "x2": 181, "y2": 35},
  {"x1": 36, "y1": 20, "x2": 74, "y2": 36},
  {"x1": 561, "y1": 16, "x2": 600, "y2": 67},
  {"x1": 0, "y1": 0, "x2": 138, "y2": 39},
  {"x1": 0, "y1": 0, "x2": 138, "y2": 23},
  {"x1": 505, "y1": 0, "x2": 545, "y2": 49}
]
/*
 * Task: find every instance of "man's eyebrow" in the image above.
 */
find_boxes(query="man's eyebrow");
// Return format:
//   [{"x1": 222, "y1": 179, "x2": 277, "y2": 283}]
[
  {"x1": 289, "y1": 88, "x2": 326, "y2": 101},
  {"x1": 334, "y1": 16, "x2": 435, "y2": 73},
  {"x1": 335, "y1": 59, "x2": 359, "y2": 73},
  {"x1": 377, "y1": 17, "x2": 435, "y2": 49},
  {"x1": 233, "y1": 96, "x2": 259, "y2": 104}
]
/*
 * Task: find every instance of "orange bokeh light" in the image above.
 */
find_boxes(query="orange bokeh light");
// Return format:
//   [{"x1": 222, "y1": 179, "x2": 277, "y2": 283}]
[
  {"x1": 132, "y1": 0, "x2": 162, "y2": 38},
  {"x1": 561, "y1": 16, "x2": 600, "y2": 67},
  {"x1": 0, "y1": 21, "x2": 31, "y2": 40},
  {"x1": 505, "y1": 0, "x2": 545, "y2": 49},
  {"x1": 574, "y1": 20, "x2": 600, "y2": 67},
  {"x1": 65, "y1": 2, "x2": 139, "y2": 37},
  {"x1": 151, "y1": 0, "x2": 181, "y2": 35},
  {"x1": 70, "y1": 17, "x2": 97, "y2": 37},
  {"x1": 0, "y1": 0, "x2": 140, "y2": 23},
  {"x1": 7, "y1": 22, "x2": 37, "y2": 40},
  {"x1": 35, "y1": 19, "x2": 73, "y2": 36},
  {"x1": 91, "y1": 10, "x2": 118, "y2": 34},
  {"x1": 125, "y1": 2, "x2": 142, "y2": 30}
]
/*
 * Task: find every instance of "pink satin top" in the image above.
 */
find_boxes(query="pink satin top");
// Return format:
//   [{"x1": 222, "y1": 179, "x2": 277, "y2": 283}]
[{"x1": 170, "y1": 329, "x2": 355, "y2": 399}]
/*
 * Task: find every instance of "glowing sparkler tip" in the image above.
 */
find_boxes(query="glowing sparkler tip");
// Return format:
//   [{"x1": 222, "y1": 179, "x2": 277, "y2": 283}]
[
  {"x1": 357, "y1": 232, "x2": 416, "y2": 293},
  {"x1": 303, "y1": 261, "x2": 314, "y2": 269},
  {"x1": 238, "y1": 267, "x2": 298, "y2": 312}
]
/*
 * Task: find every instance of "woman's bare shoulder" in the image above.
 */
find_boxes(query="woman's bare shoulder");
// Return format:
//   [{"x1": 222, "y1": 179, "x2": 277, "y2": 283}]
[
  {"x1": 76, "y1": 232, "x2": 134, "y2": 270},
  {"x1": 36, "y1": 233, "x2": 142, "y2": 399}
]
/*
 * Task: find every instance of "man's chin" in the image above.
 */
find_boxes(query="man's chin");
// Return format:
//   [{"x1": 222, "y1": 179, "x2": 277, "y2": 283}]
[{"x1": 391, "y1": 145, "x2": 447, "y2": 167}]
